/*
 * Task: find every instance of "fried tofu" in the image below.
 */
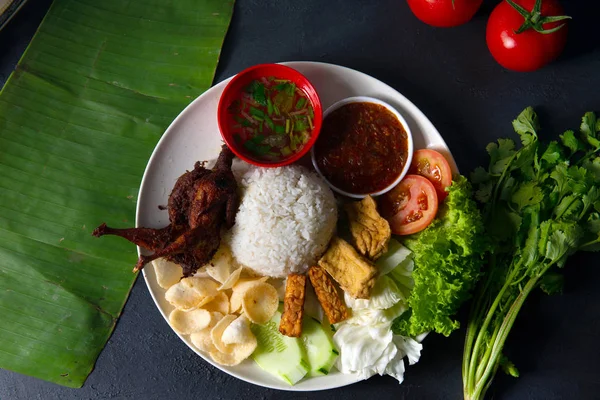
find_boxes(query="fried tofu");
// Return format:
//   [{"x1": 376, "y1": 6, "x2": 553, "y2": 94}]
[
  {"x1": 308, "y1": 266, "x2": 348, "y2": 324},
  {"x1": 318, "y1": 237, "x2": 378, "y2": 299},
  {"x1": 279, "y1": 274, "x2": 307, "y2": 337},
  {"x1": 344, "y1": 195, "x2": 391, "y2": 260}
]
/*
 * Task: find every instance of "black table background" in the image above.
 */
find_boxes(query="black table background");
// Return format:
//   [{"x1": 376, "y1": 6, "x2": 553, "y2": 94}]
[{"x1": 0, "y1": 1, "x2": 598, "y2": 399}]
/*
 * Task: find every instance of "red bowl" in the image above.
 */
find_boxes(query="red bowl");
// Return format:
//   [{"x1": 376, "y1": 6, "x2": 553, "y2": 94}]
[{"x1": 217, "y1": 63, "x2": 323, "y2": 168}]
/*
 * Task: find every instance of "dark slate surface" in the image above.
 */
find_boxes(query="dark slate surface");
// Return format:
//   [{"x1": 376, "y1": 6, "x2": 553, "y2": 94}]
[{"x1": 1, "y1": 0, "x2": 599, "y2": 399}]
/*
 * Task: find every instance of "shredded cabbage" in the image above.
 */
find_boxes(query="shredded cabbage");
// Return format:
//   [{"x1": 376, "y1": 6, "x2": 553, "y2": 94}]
[{"x1": 333, "y1": 241, "x2": 422, "y2": 383}]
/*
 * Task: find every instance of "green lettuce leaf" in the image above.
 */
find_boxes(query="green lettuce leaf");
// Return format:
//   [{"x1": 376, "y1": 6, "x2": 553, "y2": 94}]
[{"x1": 392, "y1": 176, "x2": 488, "y2": 337}]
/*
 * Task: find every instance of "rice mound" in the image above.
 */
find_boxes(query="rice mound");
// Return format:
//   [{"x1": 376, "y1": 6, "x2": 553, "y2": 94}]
[{"x1": 227, "y1": 165, "x2": 337, "y2": 278}]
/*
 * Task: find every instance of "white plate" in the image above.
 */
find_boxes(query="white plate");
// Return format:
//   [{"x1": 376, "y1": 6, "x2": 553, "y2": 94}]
[{"x1": 136, "y1": 61, "x2": 456, "y2": 391}]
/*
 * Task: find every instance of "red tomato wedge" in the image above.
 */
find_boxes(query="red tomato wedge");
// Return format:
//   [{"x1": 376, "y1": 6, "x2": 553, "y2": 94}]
[
  {"x1": 380, "y1": 174, "x2": 438, "y2": 235},
  {"x1": 409, "y1": 149, "x2": 452, "y2": 201}
]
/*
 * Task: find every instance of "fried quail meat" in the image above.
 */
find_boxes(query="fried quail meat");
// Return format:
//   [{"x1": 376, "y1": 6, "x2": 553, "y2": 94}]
[
  {"x1": 344, "y1": 195, "x2": 391, "y2": 260},
  {"x1": 93, "y1": 145, "x2": 238, "y2": 277},
  {"x1": 318, "y1": 237, "x2": 378, "y2": 299}
]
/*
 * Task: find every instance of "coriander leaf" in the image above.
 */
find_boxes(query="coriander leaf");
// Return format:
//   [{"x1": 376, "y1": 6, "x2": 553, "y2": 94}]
[
  {"x1": 554, "y1": 194, "x2": 581, "y2": 220},
  {"x1": 580, "y1": 112, "x2": 600, "y2": 150},
  {"x1": 550, "y1": 164, "x2": 570, "y2": 196},
  {"x1": 581, "y1": 112, "x2": 598, "y2": 139},
  {"x1": 511, "y1": 182, "x2": 543, "y2": 211},
  {"x1": 559, "y1": 130, "x2": 582, "y2": 155},
  {"x1": 500, "y1": 176, "x2": 517, "y2": 202},
  {"x1": 583, "y1": 133, "x2": 600, "y2": 150},
  {"x1": 540, "y1": 272, "x2": 564, "y2": 295},
  {"x1": 545, "y1": 230, "x2": 567, "y2": 264},
  {"x1": 513, "y1": 141, "x2": 538, "y2": 171},
  {"x1": 512, "y1": 106, "x2": 539, "y2": 146},
  {"x1": 519, "y1": 208, "x2": 541, "y2": 267},
  {"x1": 540, "y1": 141, "x2": 563, "y2": 166},
  {"x1": 471, "y1": 166, "x2": 490, "y2": 184},
  {"x1": 566, "y1": 166, "x2": 591, "y2": 194},
  {"x1": 583, "y1": 157, "x2": 600, "y2": 183},
  {"x1": 475, "y1": 181, "x2": 493, "y2": 203},
  {"x1": 487, "y1": 139, "x2": 516, "y2": 175},
  {"x1": 538, "y1": 220, "x2": 552, "y2": 255},
  {"x1": 545, "y1": 224, "x2": 582, "y2": 263},
  {"x1": 581, "y1": 186, "x2": 600, "y2": 218},
  {"x1": 588, "y1": 216, "x2": 600, "y2": 233},
  {"x1": 582, "y1": 217, "x2": 600, "y2": 252}
]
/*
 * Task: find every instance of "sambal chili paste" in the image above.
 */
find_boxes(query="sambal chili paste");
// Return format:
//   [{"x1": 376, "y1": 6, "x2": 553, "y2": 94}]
[{"x1": 314, "y1": 102, "x2": 409, "y2": 194}]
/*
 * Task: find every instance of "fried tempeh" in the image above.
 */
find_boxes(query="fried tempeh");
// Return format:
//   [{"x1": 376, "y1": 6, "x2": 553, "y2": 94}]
[
  {"x1": 344, "y1": 195, "x2": 391, "y2": 260},
  {"x1": 279, "y1": 274, "x2": 307, "y2": 337},
  {"x1": 308, "y1": 266, "x2": 348, "y2": 324},
  {"x1": 318, "y1": 237, "x2": 378, "y2": 299}
]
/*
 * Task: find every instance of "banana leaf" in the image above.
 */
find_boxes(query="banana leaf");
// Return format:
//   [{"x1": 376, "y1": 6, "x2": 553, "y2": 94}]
[{"x1": 0, "y1": 0, "x2": 234, "y2": 388}]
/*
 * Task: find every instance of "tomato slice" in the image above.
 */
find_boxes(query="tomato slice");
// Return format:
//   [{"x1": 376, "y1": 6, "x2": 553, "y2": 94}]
[
  {"x1": 380, "y1": 174, "x2": 438, "y2": 235},
  {"x1": 409, "y1": 149, "x2": 452, "y2": 201}
]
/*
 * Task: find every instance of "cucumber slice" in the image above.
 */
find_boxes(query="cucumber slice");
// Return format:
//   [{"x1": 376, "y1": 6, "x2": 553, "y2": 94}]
[
  {"x1": 302, "y1": 317, "x2": 339, "y2": 376},
  {"x1": 251, "y1": 312, "x2": 309, "y2": 385}
]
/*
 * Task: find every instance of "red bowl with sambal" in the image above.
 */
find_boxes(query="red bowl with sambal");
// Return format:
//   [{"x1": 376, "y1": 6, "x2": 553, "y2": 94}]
[
  {"x1": 217, "y1": 64, "x2": 323, "y2": 168},
  {"x1": 311, "y1": 96, "x2": 414, "y2": 198}
]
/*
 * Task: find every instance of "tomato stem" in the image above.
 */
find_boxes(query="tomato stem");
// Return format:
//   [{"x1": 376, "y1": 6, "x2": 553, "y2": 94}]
[{"x1": 505, "y1": 0, "x2": 571, "y2": 35}]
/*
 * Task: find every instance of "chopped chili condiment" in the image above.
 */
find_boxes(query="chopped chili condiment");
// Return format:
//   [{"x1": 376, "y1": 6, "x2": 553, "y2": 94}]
[{"x1": 227, "y1": 77, "x2": 315, "y2": 162}]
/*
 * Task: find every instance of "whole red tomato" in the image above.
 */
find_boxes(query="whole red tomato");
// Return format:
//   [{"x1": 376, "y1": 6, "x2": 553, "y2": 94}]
[
  {"x1": 486, "y1": 0, "x2": 570, "y2": 72},
  {"x1": 406, "y1": 0, "x2": 484, "y2": 27}
]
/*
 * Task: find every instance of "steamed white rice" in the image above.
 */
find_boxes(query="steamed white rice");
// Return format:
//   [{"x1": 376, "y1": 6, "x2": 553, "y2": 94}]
[{"x1": 226, "y1": 164, "x2": 337, "y2": 278}]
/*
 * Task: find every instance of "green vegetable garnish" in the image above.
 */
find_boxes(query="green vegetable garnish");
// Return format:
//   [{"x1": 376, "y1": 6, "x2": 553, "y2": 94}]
[
  {"x1": 234, "y1": 115, "x2": 252, "y2": 127},
  {"x1": 250, "y1": 81, "x2": 267, "y2": 106},
  {"x1": 250, "y1": 106, "x2": 265, "y2": 119},
  {"x1": 295, "y1": 97, "x2": 307, "y2": 110},
  {"x1": 462, "y1": 107, "x2": 600, "y2": 400},
  {"x1": 281, "y1": 146, "x2": 292, "y2": 156},
  {"x1": 265, "y1": 115, "x2": 275, "y2": 131},
  {"x1": 391, "y1": 176, "x2": 487, "y2": 338},
  {"x1": 228, "y1": 77, "x2": 315, "y2": 162},
  {"x1": 287, "y1": 82, "x2": 296, "y2": 96},
  {"x1": 294, "y1": 119, "x2": 308, "y2": 132},
  {"x1": 243, "y1": 137, "x2": 271, "y2": 156}
]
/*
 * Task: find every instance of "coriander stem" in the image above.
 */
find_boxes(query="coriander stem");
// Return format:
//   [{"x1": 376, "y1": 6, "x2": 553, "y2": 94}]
[
  {"x1": 471, "y1": 275, "x2": 539, "y2": 399},
  {"x1": 474, "y1": 318, "x2": 502, "y2": 381},
  {"x1": 467, "y1": 258, "x2": 521, "y2": 389},
  {"x1": 487, "y1": 153, "x2": 518, "y2": 221},
  {"x1": 463, "y1": 254, "x2": 498, "y2": 393},
  {"x1": 472, "y1": 260, "x2": 558, "y2": 399}
]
